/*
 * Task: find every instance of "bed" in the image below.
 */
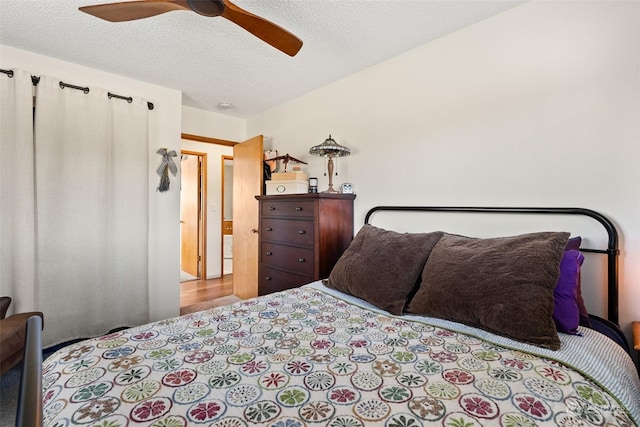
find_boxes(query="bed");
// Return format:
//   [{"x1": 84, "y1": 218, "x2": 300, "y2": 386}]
[{"x1": 40, "y1": 206, "x2": 640, "y2": 426}]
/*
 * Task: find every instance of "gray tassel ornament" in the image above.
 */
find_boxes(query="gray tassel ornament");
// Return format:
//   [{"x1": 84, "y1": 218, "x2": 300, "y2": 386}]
[{"x1": 156, "y1": 148, "x2": 178, "y2": 192}]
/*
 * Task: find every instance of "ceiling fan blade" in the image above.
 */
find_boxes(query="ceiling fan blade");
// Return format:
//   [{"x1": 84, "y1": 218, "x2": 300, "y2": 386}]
[
  {"x1": 79, "y1": 0, "x2": 191, "y2": 22},
  {"x1": 220, "y1": 0, "x2": 302, "y2": 56},
  {"x1": 80, "y1": 0, "x2": 303, "y2": 56}
]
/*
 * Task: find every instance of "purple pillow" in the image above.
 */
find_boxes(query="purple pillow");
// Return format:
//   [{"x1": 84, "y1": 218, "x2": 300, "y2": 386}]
[
  {"x1": 565, "y1": 237, "x2": 581, "y2": 251},
  {"x1": 565, "y1": 236, "x2": 591, "y2": 327},
  {"x1": 553, "y1": 249, "x2": 584, "y2": 334}
]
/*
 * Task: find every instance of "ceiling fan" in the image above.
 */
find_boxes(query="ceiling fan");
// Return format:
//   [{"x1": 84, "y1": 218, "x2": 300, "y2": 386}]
[{"x1": 79, "y1": 0, "x2": 303, "y2": 56}]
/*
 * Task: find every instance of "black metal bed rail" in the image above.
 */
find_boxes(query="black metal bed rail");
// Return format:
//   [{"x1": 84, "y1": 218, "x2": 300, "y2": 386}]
[{"x1": 364, "y1": 206, "x2": 620, "y2": 324}]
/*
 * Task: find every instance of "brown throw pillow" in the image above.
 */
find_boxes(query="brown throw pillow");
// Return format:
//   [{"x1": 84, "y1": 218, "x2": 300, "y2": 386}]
[
  {"x1": 327, "y1": 225, "x2": 443, "y2": 315},
  {"x1": 406, "y1": 231, "x2": 570, "y2": 350}
]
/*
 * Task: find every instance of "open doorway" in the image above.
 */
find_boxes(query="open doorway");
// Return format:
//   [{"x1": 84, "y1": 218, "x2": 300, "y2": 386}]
[
  {"x1": 221, "y1": 156, "x2": 233, "y2": 277},
  {"x1": 180, "y1": 151, "x2": 207, "y2": 282}
]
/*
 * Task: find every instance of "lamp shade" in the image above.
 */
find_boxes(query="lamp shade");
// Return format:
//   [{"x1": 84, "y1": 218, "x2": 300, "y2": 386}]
[{"x1": 309, "y1": 134, "x2": 350, "y2": 158}]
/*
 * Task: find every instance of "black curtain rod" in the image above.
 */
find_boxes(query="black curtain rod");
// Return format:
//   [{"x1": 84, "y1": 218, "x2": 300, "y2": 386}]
[{"x1": 1, "y1": 68, "x2": 154, "y2": 110}]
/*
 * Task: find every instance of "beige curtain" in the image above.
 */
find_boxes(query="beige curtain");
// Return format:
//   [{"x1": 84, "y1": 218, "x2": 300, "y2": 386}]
[
  {"x1": 0, "y1": 69, "x2": 36, "y2": 315},
  {"x1": 31, "y1": 75, "x2": 150, "y2": 347}
]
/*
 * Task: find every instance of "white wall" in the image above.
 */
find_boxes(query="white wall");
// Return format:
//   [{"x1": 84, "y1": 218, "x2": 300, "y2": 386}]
[
  {"x1": 1, "y1": 45, "x2": 183, "y2": 322},
  {"x1": 247, "y1": 0, "x2": 640, "y2": 353},
  {"x1": 182, "y1": 105, "x2": 246, "y2": 142},
  {"x1": 181, "y1": 106, "x2": 246, "y2": 279}
]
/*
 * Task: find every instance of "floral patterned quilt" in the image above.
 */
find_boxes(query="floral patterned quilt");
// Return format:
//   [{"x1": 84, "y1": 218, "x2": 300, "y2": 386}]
[{"x1": 43, "y1": 284, "x2": 639, "y2": 426}]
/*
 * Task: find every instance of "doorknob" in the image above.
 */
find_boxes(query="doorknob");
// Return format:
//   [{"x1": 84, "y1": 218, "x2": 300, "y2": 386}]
[{"x1": 251, "y1": 228, "x2": 259, "y2": 234}]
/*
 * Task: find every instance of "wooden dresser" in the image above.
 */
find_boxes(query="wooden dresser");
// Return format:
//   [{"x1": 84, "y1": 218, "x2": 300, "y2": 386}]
[{"x1": 256, "y1": 193, "x2": 356, "y2": 295}]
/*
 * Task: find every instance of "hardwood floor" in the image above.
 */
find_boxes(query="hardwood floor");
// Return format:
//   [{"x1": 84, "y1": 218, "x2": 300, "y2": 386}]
[{"x1": 180, "y1": 275, "x2": 233, "y2": 307}]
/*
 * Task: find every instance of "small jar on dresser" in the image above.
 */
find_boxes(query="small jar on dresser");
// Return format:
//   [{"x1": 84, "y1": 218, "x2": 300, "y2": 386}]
[{"x1": 255, "y1": 193, "x2": 356, "y2": 296}]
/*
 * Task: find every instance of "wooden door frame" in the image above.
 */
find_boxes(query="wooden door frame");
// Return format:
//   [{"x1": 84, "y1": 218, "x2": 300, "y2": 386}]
[
  {"x1": 182, "y1": 133, "x2": 237, "y2": 147},
  {"x1": 180, "y1": 149, "x2": 207, "y2": 280},
  {"x1": 221, "y1": 155, "x2": 233, "y2": 276}
]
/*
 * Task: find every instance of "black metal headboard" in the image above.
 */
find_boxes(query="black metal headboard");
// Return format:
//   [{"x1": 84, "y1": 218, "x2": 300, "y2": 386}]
[{"x1": 364, "y1": 206, "x2": 620, "y2": 324}]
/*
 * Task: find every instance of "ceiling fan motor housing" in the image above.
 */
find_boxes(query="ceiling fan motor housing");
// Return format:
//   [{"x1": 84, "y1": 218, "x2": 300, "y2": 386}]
[{"x1": 187, "y1": 0, "x2": 225, "y2": 17}]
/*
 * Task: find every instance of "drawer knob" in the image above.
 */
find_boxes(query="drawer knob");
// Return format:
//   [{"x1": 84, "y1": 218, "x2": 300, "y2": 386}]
[
  {"x1": 298, "y1": 230, "x2": 305, "y2": 235},
  {"x1": 269, "y1": 206, "x2": 276, "y2": 211},
  {"x1": 265, "y1": 276, "x2": 272, "y2": 281},
  {"x1": 295, "y1": 206, "x2": 303, "y2": 211},
  {"x1": 298, "y1": 258, "x2": 306, "y2": 263},
  {"x1": 266, "y1": 251, "x2": 272, "y2": 256},
  {"x1": 266, "y1": 227, "x2": 273, "y2": 232}
]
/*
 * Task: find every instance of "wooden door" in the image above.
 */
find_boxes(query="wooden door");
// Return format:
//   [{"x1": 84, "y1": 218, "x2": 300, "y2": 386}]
[
  {"x1": 232, "y1": 135, "x2": 263, "y2": 299},
  {"x1": 180, "y1": 153, "x2": 200, "y2": 278}
]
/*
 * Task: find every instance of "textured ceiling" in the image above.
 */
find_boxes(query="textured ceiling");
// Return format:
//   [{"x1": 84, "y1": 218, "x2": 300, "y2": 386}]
[{"x1": 0, "y1": 0, "x2": 525, "y2": 119}]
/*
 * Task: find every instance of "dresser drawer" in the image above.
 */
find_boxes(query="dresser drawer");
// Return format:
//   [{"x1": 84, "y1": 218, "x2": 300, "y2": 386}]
[
  {"x1": 261, "y1": 200, "x2": 315, "y2": 218},
  {"x1": 261, "y1": 242, "x2": 314, "y2": 275},
  {"x1": 261, "y1": 218, "x2": 314, "y2": 246},
  {"x1": 259, "y1": 265, "x2": 313, "y2": 295}
]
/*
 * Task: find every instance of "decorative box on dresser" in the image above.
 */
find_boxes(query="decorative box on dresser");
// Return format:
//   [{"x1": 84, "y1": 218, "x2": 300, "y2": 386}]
[{"x1": 256, "y1": 193, "x2": 356, "y2": 296}]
